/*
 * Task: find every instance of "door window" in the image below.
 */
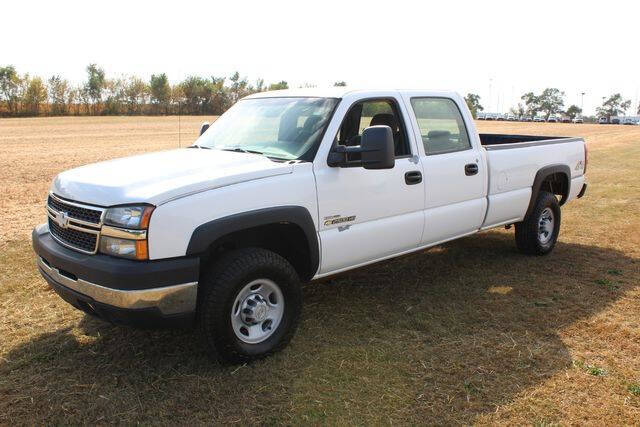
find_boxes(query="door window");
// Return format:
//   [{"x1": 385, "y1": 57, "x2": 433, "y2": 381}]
[
  {"x1": 410, "y1": 98, "x2": 471, "y2": 155},
  {"x1": 336, "y1": 98, "x2": 410, "y2": 157}
]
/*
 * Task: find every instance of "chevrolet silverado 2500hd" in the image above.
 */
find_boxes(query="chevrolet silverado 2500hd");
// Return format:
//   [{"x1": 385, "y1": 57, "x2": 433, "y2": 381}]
[{"x1": 32, "y1": 88, "x2": 588, "y2": 363}]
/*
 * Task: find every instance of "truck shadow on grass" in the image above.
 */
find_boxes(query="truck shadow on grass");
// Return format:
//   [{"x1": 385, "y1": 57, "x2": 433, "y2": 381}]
[{"x1": 1, "y1": 231, "x2": 637, "y2": 424}]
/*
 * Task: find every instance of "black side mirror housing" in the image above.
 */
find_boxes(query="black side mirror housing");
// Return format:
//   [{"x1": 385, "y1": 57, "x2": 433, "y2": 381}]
[
  {"x1": 199, "y1": 122, "x2": 210, "y2": 136},
  {"x1": 327, "y1": 125, "x2": 395, "y2": 169},
  {"x1": 360, "y1": 125, "x2": 395, "y2": 169}
]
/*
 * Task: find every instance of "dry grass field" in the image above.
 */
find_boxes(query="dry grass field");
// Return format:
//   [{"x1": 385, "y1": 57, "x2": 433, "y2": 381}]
[{"x1": 0, "y1": 116, "x2": 639, "y2": 424}]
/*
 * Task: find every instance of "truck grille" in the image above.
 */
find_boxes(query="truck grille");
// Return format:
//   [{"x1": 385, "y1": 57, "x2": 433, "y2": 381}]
[
  {"x1": 48, "y1": 217, "x2": 98, "y2": 253},
  {"x1": 47, "y1": 195, "x2": 102, "y2": 224},
  {"x1": 46, "y1": 194, "x2": 104, "y2": 254}
]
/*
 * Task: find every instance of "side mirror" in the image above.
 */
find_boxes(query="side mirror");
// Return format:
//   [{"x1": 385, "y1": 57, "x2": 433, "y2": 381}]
[
  {"x1": 327, "y1": 125, "x2": 395, "y2": 169},
  {"x1": 199, "y1": 122, "x2": 210, "y2": 136},
  {"x1": 360, "y1": 125, "x2": 395, "y2": 169}
]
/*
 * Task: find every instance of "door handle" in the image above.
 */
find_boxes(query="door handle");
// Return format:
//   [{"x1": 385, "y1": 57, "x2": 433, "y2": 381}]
[
  {"x1": 465, "y1": 163, "x2": 479, "y2": 176},
  {"x1": 405, "y1": 170, "x2": 422, "y2": 185}
]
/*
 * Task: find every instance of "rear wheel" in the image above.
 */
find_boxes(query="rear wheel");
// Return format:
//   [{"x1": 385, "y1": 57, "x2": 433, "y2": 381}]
[
  {"x1": 198, "y1": 248, "x2": 302, "y2": 364},
  {"x1": 515, "y1": 191, "x2": 561, "y2": 255}
]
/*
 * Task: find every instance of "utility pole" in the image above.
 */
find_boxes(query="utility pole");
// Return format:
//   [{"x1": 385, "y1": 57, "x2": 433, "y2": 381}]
[
  {"x1": 489, "y1": 78, "x2": 493, "y2": 114},
  {"x1": 580, "y1": 92, "x2": 585, "y2": 114},
  {"x1": 511, "y1": 85, "x2": 514, "y2": 113}
]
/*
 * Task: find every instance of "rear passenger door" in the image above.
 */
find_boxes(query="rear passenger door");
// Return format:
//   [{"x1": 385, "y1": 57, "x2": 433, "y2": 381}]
[{"x1": 402, "y1": 95, "x2": 487, "y2": 244}]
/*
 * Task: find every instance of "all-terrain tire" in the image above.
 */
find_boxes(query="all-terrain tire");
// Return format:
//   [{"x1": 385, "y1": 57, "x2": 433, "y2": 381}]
[
  {"x1": 515, "y1": 191, "x2": 561, "y2": 255},
  {"x1": 198, "y1": 248, "x2": 302, "y2": 364}
]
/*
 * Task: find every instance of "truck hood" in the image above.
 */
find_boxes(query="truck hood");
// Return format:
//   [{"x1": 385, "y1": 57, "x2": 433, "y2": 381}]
[{"x1": 52, "y1": 148, "x2": 293, "y2": 206}]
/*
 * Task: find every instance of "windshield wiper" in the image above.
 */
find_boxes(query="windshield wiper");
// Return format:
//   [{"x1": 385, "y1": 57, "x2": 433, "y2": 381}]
[
  {"x1": 188, "y1": 144, "x2": 211, "y2": 149},
  {"x1": 221, "y1": 147, "x2": 265, "y2": 156}
]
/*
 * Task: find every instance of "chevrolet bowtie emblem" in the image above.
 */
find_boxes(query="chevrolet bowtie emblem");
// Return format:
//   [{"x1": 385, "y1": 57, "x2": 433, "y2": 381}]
[{"x1": 55, "y1": 211, "x2": 70, "y2": 228}]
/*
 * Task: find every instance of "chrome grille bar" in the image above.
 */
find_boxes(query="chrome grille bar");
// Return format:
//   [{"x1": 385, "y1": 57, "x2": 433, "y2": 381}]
[{"x1": 46, "y1": 193, "x2": 105, "y2": 254}]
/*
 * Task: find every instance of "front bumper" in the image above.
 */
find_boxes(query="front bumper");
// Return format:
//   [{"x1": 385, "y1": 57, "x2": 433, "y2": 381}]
[{"x1": 32, "y1": 223, "x2": 200, "y2": 328}]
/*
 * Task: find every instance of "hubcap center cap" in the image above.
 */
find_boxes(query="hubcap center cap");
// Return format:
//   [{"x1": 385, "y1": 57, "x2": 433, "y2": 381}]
[
  {"x1": 240, "y1": 293, "x2": 269, "y2": 324},
  {"x1": 254, "y1": 304, "x2": 267, "y2": 321}
]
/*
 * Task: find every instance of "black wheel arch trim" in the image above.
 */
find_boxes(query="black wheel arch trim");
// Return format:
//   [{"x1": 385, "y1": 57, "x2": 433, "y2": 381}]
[
  {"x1": 186, "y1": 206, "x2": 319, "y2": 280},
  {"x1": 524, "y1": 164, "x2": 571, "y2": 220}
]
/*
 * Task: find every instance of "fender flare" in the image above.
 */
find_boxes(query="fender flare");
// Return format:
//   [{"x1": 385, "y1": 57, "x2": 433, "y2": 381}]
[
  {"x1": 186, "y1": 206, "x2": 319, "y2": 279},
  {"x1": 524, "y1": 164, "x2": 571, "y2": 220}
]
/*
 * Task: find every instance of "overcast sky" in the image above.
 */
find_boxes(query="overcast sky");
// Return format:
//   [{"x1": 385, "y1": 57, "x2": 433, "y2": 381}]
[{"x1": 4, "y1": 0, "x2": 639, "y2": 115}]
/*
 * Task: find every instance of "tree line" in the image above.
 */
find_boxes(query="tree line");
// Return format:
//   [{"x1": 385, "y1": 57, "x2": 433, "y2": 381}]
[
  {"x1": 1, "y1": 64, "x2": 635, "y2": 121},
  {"x1": 0, "y1": 64, "x2": 337, "y2": 117},
  {"x1": 465, "y1": 89, "x2": 637, "y2": 121}
]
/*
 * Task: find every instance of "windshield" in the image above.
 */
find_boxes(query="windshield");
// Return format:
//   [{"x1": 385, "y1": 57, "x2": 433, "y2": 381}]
[{"x1": 194, "y1": 97, "x2": 339, "y2": 160}]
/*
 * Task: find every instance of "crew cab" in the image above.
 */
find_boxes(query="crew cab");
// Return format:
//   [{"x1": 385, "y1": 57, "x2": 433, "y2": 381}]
[{"x1": 32, "y1": 88, "x2": 588, "y2": 363}]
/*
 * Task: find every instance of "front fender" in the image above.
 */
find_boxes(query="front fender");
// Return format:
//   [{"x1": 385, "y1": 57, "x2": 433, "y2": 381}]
[{"x1": 186, "y1": 206, "x2": 319, "y2": 278}]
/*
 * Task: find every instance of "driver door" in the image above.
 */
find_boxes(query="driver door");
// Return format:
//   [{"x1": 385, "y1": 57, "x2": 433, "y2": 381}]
[{"x1": 314, "y1": 95, "x2": 425, "y2": 275}]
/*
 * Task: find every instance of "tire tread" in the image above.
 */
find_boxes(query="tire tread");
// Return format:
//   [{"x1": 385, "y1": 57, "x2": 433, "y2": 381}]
[
  {"x1": 198, "y1": 248, "x2": 301, "y2": 364},
  {"x1": 515, "y1": 191, "x2": 560, "y2": 255}
]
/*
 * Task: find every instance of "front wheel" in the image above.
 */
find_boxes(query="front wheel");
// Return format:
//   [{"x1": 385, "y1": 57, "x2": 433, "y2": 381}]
[
  {"x1": 515, "y1": 191, "x2": 561, "y2": 255},
  {"x1": 198, "y1": 248, "x2": 302, "y2": 364}
]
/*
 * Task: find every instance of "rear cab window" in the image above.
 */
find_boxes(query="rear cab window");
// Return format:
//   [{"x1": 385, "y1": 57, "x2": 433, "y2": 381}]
[{"x1": 410, "y1": 98, "x2": 471, "y2": 155}]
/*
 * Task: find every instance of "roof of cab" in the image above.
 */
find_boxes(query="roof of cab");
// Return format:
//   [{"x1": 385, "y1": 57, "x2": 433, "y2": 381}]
[
  {"x1": 244, "y1": 87, "x2": 356, "y2": 99},
  {"x1": 244, "y1": 87, "x2": 459, "y2": 100}
]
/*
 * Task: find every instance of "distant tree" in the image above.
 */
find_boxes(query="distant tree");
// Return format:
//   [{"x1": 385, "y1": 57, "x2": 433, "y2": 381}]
[
  {"x1": 521, "y1": 92, "x2": 540, "y2": 117},
  {"x1": 170, "y1": 84, "x2": 185, "y2": 113},
  {"x1": 268, "y1": 81, "x2": 288, "y2": 91},
  {"x1": 333, "y1": 81, "x2": 347, "y2": 87},
  {"x1": 85, "y1": 64, "x2": 105, "y2": 114},
  {"x1": 77, "y1": 85, "x2": 91, "y2": 115},
  {"x1": 565, "y1": 105, "x2": 582, "y2": 119},
  {"x1": 47, "y1": 75, "x2": 72, "y2": 115},
  {"x1": 520, "y1": 89, "x2": 564, "y2": 119},
  {"x1": 24, "y1": 76, "x2": 48, "y2": 115},
  {"x1": 179, "y1": 76, "x2": 212, "y2": 114},
  {"x1": 16, "y1": 73, "x2": 30, "y2": 113},
  {"x1": 149, "y1": 73, "x2": 171, "y2": 114},
  {"x1": 66, "y1": 86, "x2": 78, "y2": 115},
  {"x1": 209, "y1": 76, "x2": 230, "y2": 114},
  {"x1": 255, "y1": 78, "x2": 265, "y2": 93},
  {"x1": 464, "y1": 93, "x2": 483, "y2": 118},
  {"x1": 538, "y1": 88, "x2": 565, "y2": 119},
  {"x1": 102, "y1": 78, "x2": 125, "y2": 115},
  {"x1": 510, "y1": 103, "x2": 525, "y2": 117},
  {"x1": 597, "y1": 93, "x2": 631, "y2": 119},
  {"x1": 0, "y1": 65, "x2": 21, "y2": 114},
  {"x1": 123, "y1": 76, "x2": 148, "y2": 114},
  {"x1": 229, "y1": 71, "x2": 250, "y2": 103}
]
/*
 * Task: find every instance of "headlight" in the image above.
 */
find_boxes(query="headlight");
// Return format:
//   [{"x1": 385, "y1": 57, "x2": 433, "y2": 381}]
[
  {"x1": 99, "y1": 235, "x2": 149, "y2": 260},
  {"x1": 104, "y1": 205, "x2": 154, "y2": 229},
  {"x1": 100, "y1": 204, "x2": 153, "y2": 260}
]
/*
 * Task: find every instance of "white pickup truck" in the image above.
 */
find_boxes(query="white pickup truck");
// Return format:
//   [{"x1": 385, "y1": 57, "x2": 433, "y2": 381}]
[{"x1": 32, "y1": 88, "x2": 588, "y2": 363}]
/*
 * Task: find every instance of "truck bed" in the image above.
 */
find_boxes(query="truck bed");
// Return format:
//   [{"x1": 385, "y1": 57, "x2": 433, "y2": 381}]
[
  {"x1": 479, "y1": 134, "x2": 586, "y2": 229},
  {"x1": 479, "y1": 133, "x2": 581, "y2": 150}
]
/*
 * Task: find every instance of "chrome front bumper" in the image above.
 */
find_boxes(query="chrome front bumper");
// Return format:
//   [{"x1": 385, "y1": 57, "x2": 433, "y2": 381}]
[
  {"x1": 37, "y1": 256, "x2": 197, "y2": 315},
  {"x1": 33, "y1": 223, "x2": 200, "y2": 327}
]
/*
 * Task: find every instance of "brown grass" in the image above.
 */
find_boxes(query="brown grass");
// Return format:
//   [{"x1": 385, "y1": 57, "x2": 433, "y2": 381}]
[{"x1": 0, "y1": 117, "x2": 639, "y2": 424}]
